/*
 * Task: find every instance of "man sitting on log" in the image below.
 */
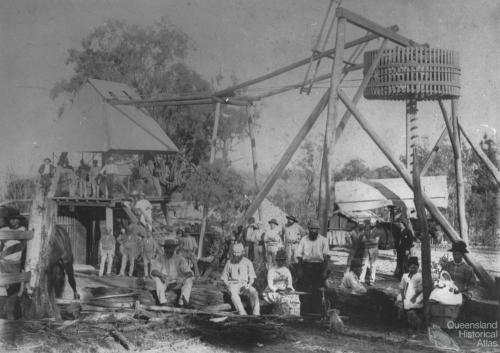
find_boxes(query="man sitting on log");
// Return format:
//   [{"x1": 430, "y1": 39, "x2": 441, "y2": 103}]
[
  {"x1": 340, "y1": 258, "x2": 367, "y2": 295},
  {"x1": 221, "y1": 243, "x2": 260, "y2": 316},
  {"x1": 151, "y1": 238, "x2": 194, "y2": 307},
  {"x1": 441, "y1": 241, "x2": 475, "y2": 297}
]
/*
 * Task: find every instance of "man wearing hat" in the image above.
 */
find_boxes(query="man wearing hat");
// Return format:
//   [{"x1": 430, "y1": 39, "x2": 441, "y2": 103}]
[
  {"x1": 151, "y1": 238, "x2": 194, "y2": 307},
  {"x1": 441, "y1": 241, "x2": 475, "y2": 294},
  {"x1": 263, "y1": 218, "x2": 283, "y2": 267},
  {"x1": 394, "y1": 220, "x2": 415, "y2": 279},
  {"x1": 221, "y1": 243, "x2": 260, "y2": 315},
  {"x1": 296, "y1": 221, "x2": 329, "y2": 314},
  {"x1": 38, "y1": 157, "x2": 55, "y2": 193},
  {"x1": 340, "y1": 258, "x2": 367, "y2": 295},
  {"x1": 99, "y1": 157, "x2": 119, "y2": 198},
  {"x1": 284, "y1": 215, "x2": 301, "y2": 265},
  {"x1": 359, "y1": 218, "x2": 384, "y2": 285}
]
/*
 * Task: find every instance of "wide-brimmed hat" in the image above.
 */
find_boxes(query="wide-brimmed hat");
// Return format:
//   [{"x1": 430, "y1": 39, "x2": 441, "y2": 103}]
[
  {"x1": 285, "y1": 215, "x2": 298, "y2": 223},
  {"x1": 408, "y1": 256, "x2": 420, "y2": 266},
  {"x1": 232, "y1": 243, "x2": 244, "y2": 254},
  {"x1": 275, "y1": 249, "x2": 287, "y2": 261},
  {"x1": 268, "y1": 218, "x2": 278, "y2": 226},
  {"x1": 448, "y1": 241, "x2": 469, "y2": 254},
  {"x1": 308, "y1": 221, "x2": 320, "y2": 230},
  {"x1": 350, "y1": 259, "x2": 363, "y2": 269},
  {"x1": 44, "y1": 157, "x2": 51, "y2": 163}
]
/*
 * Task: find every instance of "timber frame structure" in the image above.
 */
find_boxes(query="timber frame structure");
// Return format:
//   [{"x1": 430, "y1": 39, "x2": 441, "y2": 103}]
[{"x1": 23, "y1": 3, "x2": 497, "y2": 296}]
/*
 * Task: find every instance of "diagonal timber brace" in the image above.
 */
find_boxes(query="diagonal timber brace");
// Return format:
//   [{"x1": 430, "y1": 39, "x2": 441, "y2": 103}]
[{"x1": 338, "y1": 89, "x2": 495, "y2": 293}]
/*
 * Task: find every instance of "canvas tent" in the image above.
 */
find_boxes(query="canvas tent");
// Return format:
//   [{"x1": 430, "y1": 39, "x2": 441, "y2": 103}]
[
  {"x1": 335, "y1": 176, "x2": 448, "y2": 212},
  {"x1": 47, "y1": 78, "x2": 179, "y2": 153}
]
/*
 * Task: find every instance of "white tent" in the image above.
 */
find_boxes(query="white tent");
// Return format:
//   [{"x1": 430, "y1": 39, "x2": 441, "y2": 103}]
[{"x1": 335, "y1": 176, "x2": 448, "y2": 212}]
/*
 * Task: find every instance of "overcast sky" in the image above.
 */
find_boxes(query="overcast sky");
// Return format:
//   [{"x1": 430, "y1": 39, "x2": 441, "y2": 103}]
[{"x1": 1, "y1": 0, "x2": 499, "y2": 182}]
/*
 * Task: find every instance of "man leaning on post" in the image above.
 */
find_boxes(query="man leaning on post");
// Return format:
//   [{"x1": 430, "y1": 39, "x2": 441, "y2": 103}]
[
  {"x1": 221, "y1": 243, "x2": 260, "y2": 316},
  {"x1": 296, "y1": 221, "x2": 330, "y2": 314}
]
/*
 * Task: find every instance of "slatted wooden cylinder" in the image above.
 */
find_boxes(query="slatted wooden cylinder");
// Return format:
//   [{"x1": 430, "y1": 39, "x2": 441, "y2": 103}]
[{"x1": 363, "y1": 47, "x2": 460, "y2": 101}]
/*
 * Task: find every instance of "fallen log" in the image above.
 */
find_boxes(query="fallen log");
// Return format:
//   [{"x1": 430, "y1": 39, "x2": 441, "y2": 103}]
[
  {"x1": 138, "y1": 303, "x2": 236, "y2": 317},
  {"x1": 110, "y1": 329, "x2": 135, "y2": 350},
  {"x1": 205, "y1": 303, "x2": 232, "y2": 312}
]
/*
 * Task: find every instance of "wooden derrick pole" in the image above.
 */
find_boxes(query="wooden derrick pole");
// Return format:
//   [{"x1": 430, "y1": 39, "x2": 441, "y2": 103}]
[
  {"x1": 247, "y1": 105, "x2": 262, "y2": 221},
  {"x1": 420, "y1": 127, "x2": 447, "y2": 176},
  {"x1": 318, "y1": 17, "x2": 346, "y2": 235},
  {"x1": 24, "y1": 187, "x2": 60, "y2": 319},
  {"x1": 413, "y1": 153, "x2": 432, "y2": 302},
  {"x1": 338, "y1": 89, "x2": 495, "y2": 292},
  {"x1": 238, "y1": 39, "x2": 388, "y2": 227},
  {"x1": 239, "y1": 89, "x2": 330, "y2": 225},
  {"x1": 442, "y1": 99, "x2": 468, "y2": 243},
  {"x1": 198, "y1": 102, "x2": 221, "y2": 260},
  {"x1": 459, "y1": 123, "x2": 500, "y2": 184}
]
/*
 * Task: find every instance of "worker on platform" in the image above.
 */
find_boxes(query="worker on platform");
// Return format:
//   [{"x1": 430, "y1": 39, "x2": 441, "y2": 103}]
[
  {"x1": 100, "y1": 157, "x2": 119, "y2": 199},
  {"x1": 177, "y1": 228, "x2": 200, "y2": 278},
  {"x1": 283, "y1": 215, "x2": 302, "y2": 265},
  {"x1": 76, "y1": 159, "x2": 90, "y2": 197},
  {"x1": 359, "y1": 219, "x2": 384, "y2": 285},
  {"x1": 89, "y1": 160, "x2": 100, "y2": 198},
  {"x1": 38, "y1": 157, "x2": 55, "y2": 194},
  {"x1": 221, "y1": 243, "x2": 260, "y2": 316},
  {"x1": 151, "y1": 238, "x2": 194, "y2": 307},
  {"x1": 98, "y1": 227, "x2": 116, "y2": 277},
  {"x1": 263, "y1": 218, "x2": 283, "y2": 267},
  {"x1": 340, "y1": 258, "x2": 367, "y2": 295},
  {"x1": 133, "y1": 191, "x2": 153, "y2": 231},
  {"x1": 296, "y1": 221, "x2": 329, "y2": 314}
]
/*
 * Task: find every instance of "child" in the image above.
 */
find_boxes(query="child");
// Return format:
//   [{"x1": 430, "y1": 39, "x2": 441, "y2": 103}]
[{"x1": 99, "y1": 227, "x2": 116, "y2": 277}]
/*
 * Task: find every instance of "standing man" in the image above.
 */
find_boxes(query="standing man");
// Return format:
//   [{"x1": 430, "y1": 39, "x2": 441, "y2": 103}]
[
  {"x1": 344, "y1": 221, "x2": 365, "y2": 274},
  {"x1": 76, "y1": 159, "x2": 90, "y2": 197},
  {"x1": 245, "y1": 217, "x2": 262, "y2": 263},
  {"x1": 134, "y1": 191, "x2": 153, "y2": 231},
  {"x1": 142, "y1": 231, "x2": 161, "y2": 278},
  {"x1": 359, "y1": 219, "x2": 383, "y2": 286},
  {"x1": 118, "y1": 224, "x2": 143, "y2": 277},
  {"x1": 177, "y1": 228, "x2": 200, "y2": 278},
  {"x1": 98, "y1": 227, "x2": 116, "y2": 277},
  {"x1": 283, "y1": 215, "x2": 301, "y2": 265},
  {"x1": 394, "y1": 220, "x2": 414, "y2": 279},
  {"x1": 296, "y1": 221, "x2": 329, "y2": 314},
  {"x1": 221, "y1": 243, "x2": 260, "y2": 316},
  {"x1": 89, "y1": 160, "x2": 100, "y2": 198},
  {"x1": 151, "y1": 238, "x2": 194, "y2": 307},
  {"x1": 38, "y1": 157, "x2": 55, "y2": 194},
  {"x1": 264, "y1": 218, "x2": 283, "y2": 267},
  {"x1": 100, "y1": 157, "x2": 119, "y2": 199}
]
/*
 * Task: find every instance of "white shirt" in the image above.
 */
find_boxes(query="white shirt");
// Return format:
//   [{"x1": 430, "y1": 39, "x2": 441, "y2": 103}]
[
  {"x1": 296, "y1": 235, "x2": 329, "y2": 262},
  {"x1": 284, "y1": 223, "x2": 301, "y2": 244},
  {"x1": 264, "y1": 227, "x2": 282, "y2": 247},
  {"x1": 135, "y1": 199, "x2": 153, "y2": 225},
  {"x1": 221, "y1": 257, "x2": 256, "y2": 285},
  {"x1": 246, "y1": 226, "x2": 263, "y2": 243},
  {"x1": 399, "y1": 272, "x2": 424, "y2": 309}
]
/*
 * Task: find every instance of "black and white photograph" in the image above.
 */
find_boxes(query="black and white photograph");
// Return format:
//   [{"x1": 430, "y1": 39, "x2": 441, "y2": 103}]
[{"x1": 0, "y1": 0, "x2": 499, "y2": 352}]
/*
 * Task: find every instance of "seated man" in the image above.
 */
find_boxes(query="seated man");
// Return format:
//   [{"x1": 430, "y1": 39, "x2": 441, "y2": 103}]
[
  {"x1": 221, "y1": 243, "x2": 260, "y2": 316},
  {"x1": 340, "y1": 258, "x2": 367, "y2": 295},
  {"x1": 151, "y1": 238, "x2": 193, "y2": 307},
  {"x1": 396, "y1": 256, "x2": 423, "y2": 337}
]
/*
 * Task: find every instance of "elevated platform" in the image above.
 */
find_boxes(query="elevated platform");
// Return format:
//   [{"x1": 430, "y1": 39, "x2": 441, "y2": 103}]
[{"x1": 52, "y1": 196, "x2": 170, "y2": 207}]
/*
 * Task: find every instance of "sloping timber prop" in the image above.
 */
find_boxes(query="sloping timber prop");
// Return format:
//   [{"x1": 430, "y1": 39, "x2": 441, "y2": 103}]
[{"x1": 29, "y1": 4, "x2": 494, "y2": 296}]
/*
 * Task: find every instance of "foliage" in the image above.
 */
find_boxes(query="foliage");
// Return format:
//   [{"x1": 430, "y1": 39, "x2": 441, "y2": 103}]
[{"x1": 182, "y1": 160, "x2": 247, "y2": 228}]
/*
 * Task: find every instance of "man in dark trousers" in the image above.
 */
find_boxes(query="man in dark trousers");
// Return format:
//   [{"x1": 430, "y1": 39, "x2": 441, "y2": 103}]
[
  {"x1": 296, "y1": 221, "x2": 329, "y2": 314},
  {"x1": 394, "y1": 220, "x2": 414, "y2": 279}
]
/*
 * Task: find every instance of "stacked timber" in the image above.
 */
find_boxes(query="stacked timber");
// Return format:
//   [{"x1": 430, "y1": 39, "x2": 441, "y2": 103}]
[{"x1": 189, "y1": 282, "x2": 225, "y2": 309}]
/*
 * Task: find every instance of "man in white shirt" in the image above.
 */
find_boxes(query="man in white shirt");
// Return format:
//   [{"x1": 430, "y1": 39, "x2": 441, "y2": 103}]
[
  {"x1": 296, "y1": 221, "x2": 329, "y2": 314},
  {"x1": 100, "y1": 158, "x2": 119, "y2": 198},
  {"x1": 340, "y1": 259, "x2": 367, "y2": 295},
  {"x1": 284, "y1": 215, "x2": 301, "y2": 265},
  {"x1": 264, "y1": 218, "x2": 283, "y2": 267},
  {"x1": 133, "y1": 191, "x2": 153, "y2": 231},
  {"x1": 221, "y1": 243, "x2": 260, "y2": 316}
]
